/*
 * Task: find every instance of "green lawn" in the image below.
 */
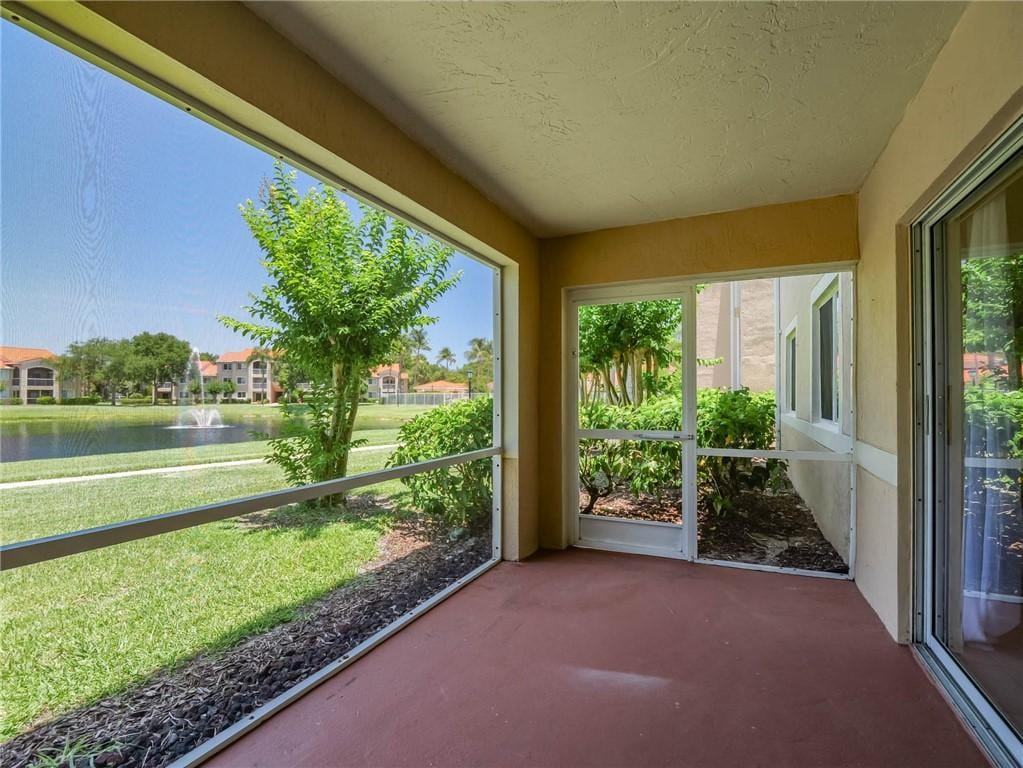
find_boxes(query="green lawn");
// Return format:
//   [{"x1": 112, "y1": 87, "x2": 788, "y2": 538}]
[
  {"x1": 0, "y1": 449, "x2": 400, "y2": 739},
  {"x1": 0, "y1": 403, "x2": 432, "y2": 738}
]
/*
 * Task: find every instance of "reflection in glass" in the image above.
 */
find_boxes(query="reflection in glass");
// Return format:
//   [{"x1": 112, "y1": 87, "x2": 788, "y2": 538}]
[{"x1": 945, "y1": 160, "x2": 1023, "y2": 736}]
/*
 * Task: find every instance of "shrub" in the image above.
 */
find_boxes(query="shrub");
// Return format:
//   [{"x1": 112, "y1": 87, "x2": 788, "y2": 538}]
[
  {"x1": 34, "y1": 396, "x2": 57, "y2": 405},
  {"x1": 578, "y1": 396, "x2": 681, "y2": 513},
  {"x1": 577, "y1": 389, "x2": 780, "y2": 514},
  {"x1": 60, "y1": 396, "x2": 102, "y2": 405},
  {"x1": 119, "y1": 395, "x2": 150, "y2": 406},
  {"x1": 964, "y1": 380, "x2": 1023, "y2": 457},
  {"x1": 696, "y1": 387, "x2": 775, "y2": 450},
  {"x1": 389, "y1": 397, "x2": 493, "y2": 529}
]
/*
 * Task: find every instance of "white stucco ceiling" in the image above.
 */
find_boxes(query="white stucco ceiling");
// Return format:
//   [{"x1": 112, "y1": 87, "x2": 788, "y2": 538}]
[{"x1": 248, "y1": 1, "x2": 965, "y2": 237}]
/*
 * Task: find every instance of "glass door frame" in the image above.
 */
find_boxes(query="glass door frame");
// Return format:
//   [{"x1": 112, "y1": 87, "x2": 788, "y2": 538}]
[
  {"x1": 566, "y1": 280, "x2": 699, "y2": 559},
  {"x1": 913, "y1": 119, "x2": 1023, "y2": 765}
]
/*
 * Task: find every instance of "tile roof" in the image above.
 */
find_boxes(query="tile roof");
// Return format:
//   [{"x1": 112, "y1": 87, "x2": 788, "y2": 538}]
[
  {"x1": 0, "y1": 346, "x2": 58, "y2": 366},
  {"x1": 218, "y1": 348, "x2": 257, "y2": 364}
]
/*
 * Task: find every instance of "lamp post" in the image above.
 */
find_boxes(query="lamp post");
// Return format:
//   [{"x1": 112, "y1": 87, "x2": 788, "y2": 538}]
[{"x1": 467, "y1": 370, "x2": 473, "y2": 400}]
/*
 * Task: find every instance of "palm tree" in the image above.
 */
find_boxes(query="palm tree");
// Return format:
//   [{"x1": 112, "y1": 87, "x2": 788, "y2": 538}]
[
  {"x1": 436, "y1": 346, "x2": 456, "y2": 371},
  {"x1": 407, "y1": 328, "x2": 430, "y2": 360},
  {"x1": 465, "y1": 337, "x2": 493, "y2": 384}
]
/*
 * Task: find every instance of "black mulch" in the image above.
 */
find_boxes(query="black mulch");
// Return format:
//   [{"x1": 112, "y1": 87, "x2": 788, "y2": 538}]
[
  {"x1": 583, "y1": 487, "x2": 848, "y2": 574},
  {"x1": 2, "y1": 525, "x2": 490, "y2": 768}
]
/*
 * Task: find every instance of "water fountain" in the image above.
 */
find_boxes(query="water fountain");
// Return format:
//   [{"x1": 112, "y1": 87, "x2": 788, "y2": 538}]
[{"x1": 168, "y1": 348, "x2": 230, "y2": 429}]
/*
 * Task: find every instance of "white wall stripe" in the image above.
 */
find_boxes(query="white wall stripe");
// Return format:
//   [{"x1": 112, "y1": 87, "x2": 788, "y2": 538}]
[{"x1": 854, "y1": 440, "x2": 898, "y2": 487}]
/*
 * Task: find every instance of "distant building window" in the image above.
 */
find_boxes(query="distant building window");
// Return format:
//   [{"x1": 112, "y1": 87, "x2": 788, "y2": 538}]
[
  {"x1": 236, "y1": 377, "x2": 245, "y2": 384},
  {"x1": 785, "y1": 329, "x2": 797, "y2": 413}
]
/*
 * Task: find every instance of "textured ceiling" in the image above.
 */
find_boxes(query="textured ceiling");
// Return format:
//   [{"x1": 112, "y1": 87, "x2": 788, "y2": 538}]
[{"x1": 248, "y1": 1, "x2": 965, "y2": 237}]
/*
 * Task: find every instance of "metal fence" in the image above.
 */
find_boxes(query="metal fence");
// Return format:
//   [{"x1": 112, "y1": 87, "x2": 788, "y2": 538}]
[{"x1": 378, "y1": 392, "x2": 491, "y2": 407}]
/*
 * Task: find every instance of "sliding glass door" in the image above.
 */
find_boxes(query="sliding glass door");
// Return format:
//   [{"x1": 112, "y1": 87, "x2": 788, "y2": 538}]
[{"x1": 917, "y1": 132, "x2": 1023, "y2": 764}]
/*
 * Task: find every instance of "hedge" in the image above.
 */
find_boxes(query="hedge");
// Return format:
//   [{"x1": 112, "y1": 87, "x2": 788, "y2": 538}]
[{"x1": 389, "y1": 397, "x2": 493, "y2": 529}]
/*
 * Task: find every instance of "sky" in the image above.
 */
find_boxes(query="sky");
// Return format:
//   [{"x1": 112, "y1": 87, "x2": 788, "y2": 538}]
[{"x1": 0, "y1": 20, "x2": 493, "y2": 362}]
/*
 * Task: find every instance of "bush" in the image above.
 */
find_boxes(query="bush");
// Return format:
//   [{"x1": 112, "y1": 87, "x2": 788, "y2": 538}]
[
  {"x1": 34, "y1": 396, "x2": 57, "y2": 405},
  {"x1": 60, "y1": 396, "x2": 102, "y2": 405},
  {"x1": 696, "y1": 388, "x2": 779, "y2": 511},
  {"x1": 389, "y1": 397, "x2": 493, "y2": 529},
  {"x1": 577, "y1": 389, "x2": 780, "y2": 514},
  {"x1": 964, "y1": 380, "x2": 1023, "y2": 457},
  {"x1": 578, "y1": 396, "x2": 682, "y2": 513},
  {"x1": 119, "y1": 395, "x2": 150, "y2": 406}
]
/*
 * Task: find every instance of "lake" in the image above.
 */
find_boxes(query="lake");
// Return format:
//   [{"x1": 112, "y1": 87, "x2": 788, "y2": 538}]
[{"x1": 0, "y1": 413, "x2": 285, "y2": 462}]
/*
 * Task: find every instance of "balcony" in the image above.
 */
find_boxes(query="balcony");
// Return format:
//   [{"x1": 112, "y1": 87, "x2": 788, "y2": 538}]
[{"x1": 203, "y1": 548, "x2": 985, "y2": 768}]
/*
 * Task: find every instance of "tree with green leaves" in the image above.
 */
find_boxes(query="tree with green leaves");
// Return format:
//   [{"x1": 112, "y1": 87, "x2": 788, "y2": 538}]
[
  {"x1": 206, "y1": 379, "x2": 224, "y2": 404},
  {"x1": 962, "y1": 252, "x2": 1023, "y2": 389},
  {"x1": 198, "y1": 351, "x2": 219, "y2": 363},
  {"x1": 220, "y1": 163, "x2": 459, "y2": 495},
  {"x1": 464, "y1": 337, "x2": 493, "y2": 386},
  {"x1": 578, "y1": 300, "x2": 681, "y2": 406},
  {"x1": 273, "y1": 356, "x2": 309, "y2": 404},
  {"x1": 57, "y1": 338, "x2": 111, "y2": 397},
  {"x1": 58, "y1": 337, "x2": 134, "y2": 405},
  {"x1": 436, "y1": 346, "x2": 456, "y2": 371},
  {"x1": 129, "y1": 332, "x2": 192, "y2": 404},
  {"x1": 221, "y1": 378, "x2": 236, "y2": 401},
  {"x1": 407, "y1": 329, "x2": 430, "y2": 360}
]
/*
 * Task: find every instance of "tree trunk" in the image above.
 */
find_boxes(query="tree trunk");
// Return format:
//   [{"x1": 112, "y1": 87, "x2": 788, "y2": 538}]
[
  {"x1": 617, "y1": 359, "x2": 631, "y2": 405},
  {"x1": 151, "y1": 382, "x2": 158, "y2": 405}
]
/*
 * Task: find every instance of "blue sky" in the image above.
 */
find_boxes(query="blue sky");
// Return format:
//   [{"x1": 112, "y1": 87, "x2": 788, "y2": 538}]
[{"x1": 0, "y1": 20, "x2": 493, "y2": 362}]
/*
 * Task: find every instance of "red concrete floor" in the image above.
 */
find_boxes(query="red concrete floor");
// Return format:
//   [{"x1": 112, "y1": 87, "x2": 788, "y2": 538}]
[{"x1": 207, "y1": 548, "x2": 987, "y2": 768}]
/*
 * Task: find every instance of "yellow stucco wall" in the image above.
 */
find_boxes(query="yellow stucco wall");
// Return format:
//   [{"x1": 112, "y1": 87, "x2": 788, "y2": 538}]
[
  {"x1": 21, "y1": 0, "x2": 542, "y2": 558},
  {"x1": 855, "y1": 2, "x2": 1023, "y2": 639},
  {"x1": 537, "y1": 195, "x2": 859, "y2": 549}
]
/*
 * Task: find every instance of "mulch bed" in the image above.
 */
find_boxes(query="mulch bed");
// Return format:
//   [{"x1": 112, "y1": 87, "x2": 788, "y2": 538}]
[
  {"x1": 583, "y1": 487, "x2": 848, "y2": 574},
  {"x1": 697, "y1": 490, "x2": 848, "y2": 573},
  {"x1": 2, "y1": 516, "x2": 490, "y2": 768}
]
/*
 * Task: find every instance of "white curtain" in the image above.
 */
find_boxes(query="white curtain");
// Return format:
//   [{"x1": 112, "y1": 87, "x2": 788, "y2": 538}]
[{"x1": 961, "y1": 190, "x2": 1021, "y2": 644}]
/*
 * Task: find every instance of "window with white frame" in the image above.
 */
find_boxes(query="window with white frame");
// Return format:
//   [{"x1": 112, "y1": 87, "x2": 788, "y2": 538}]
[
  {"x1": 785, "y1": 326, "x2": 797, "y2": 413},
  {"x1": 812, "y1": 277, "x2": 842, "y2": 426}
]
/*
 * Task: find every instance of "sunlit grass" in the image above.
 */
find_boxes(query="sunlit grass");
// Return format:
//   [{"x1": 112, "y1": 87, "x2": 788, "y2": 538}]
[{"x1": 0, "y1": 450, "x2": 400, "y2": 739}]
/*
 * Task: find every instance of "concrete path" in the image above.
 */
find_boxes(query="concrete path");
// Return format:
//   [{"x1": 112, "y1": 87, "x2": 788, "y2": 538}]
[{"x1": 0, "y1": 444, "x2": 397, "y2": 490}]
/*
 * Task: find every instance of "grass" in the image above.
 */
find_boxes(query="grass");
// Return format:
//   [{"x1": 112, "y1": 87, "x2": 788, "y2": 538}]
[
  {"x1": 0, "y1": 403, "x2": 435, "y2": 737},
  {"x1": 0, "y1": 449, "x2": 400, "y2": 739}
]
